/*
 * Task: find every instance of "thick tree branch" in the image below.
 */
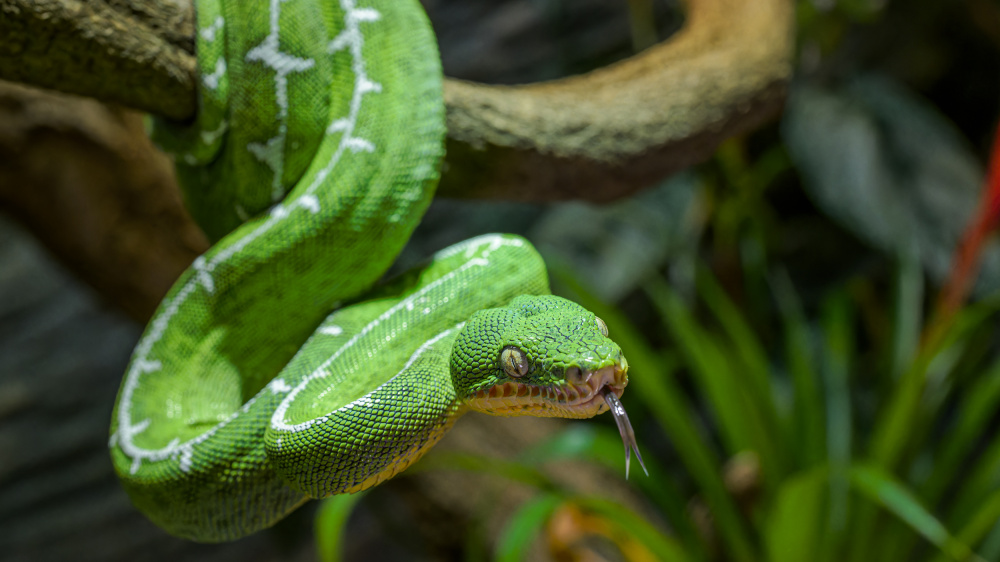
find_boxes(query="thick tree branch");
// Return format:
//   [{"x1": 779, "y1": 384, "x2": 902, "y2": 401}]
[
  {"x1": 0, "y1": 0, "x2": 793, "y2": 202},
  {"x1": 0, "y1": 0, "x2": 196, "y2": 120},
  {"x1": 439, "y1": 0, "x2": 792, "y2": 200}
]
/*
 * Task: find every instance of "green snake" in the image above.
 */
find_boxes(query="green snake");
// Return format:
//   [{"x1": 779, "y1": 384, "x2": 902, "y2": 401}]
[{"x1": 108, "y1": 0, "x2": 644, "y2": 542}]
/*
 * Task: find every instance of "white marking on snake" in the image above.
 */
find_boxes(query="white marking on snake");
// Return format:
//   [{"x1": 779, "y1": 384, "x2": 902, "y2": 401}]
[
  {"x1": 246, "y1": 0, "x2": 317, "y2": 201},
  {"x1": 332, "y1": 325, "x2": 462, "y2": 413},
  {"x1": 270, "y1": 238, "x2": 524, "y2": 433},
  {"x1": 349, "y1": 8, "x2": 380, "y2": 22},
  {"x1": 270, "y1": 204, "x2": 290, "y2": 219},
  {"x1": 269, "y1": 379, "x2": 292, "y2": 393},
  {"x1": 321, "y1": 325, "x2": 344, "y2": 336},
  {"x1": 192, "y1": 256, "x2": 215, "y2": 293},
  {"x1": 327, "y1": 118, "x2": 350, "y2": 133},
  {"x1": 344, "y1": 137, "x2": 374, "y2": 153},
  {"x1": 200, "y1": 118, "x2": 228, "y2": 145},
  {"x1": 296, "y1": 194, "x2": 321, "y2": 214},
  {"x1": 136, "y1": 359, "x2": 161, "y2": 374},
  {"x1": 113, "y1": 1, "x2": 398, "y2": 473},
  {"x1": 203, "y1": 58, "x2": 226, "y2": 90},
  {"x1": 200, "y1": 16, "x2": 224, "y2": 42}
]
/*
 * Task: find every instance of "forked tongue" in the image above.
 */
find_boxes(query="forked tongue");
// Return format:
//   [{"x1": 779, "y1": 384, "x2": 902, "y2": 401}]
[{"x1": 600, "y1": 386, "x2": 648, "y2": 479}]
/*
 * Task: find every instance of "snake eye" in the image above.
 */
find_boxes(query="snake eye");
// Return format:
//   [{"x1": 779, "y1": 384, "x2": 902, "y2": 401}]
[
  {"x1": 501, "y1": 346, "x2": 529, "y2": 378},
  {"x1": 596, "y1": 317, "x2": 609, "y2": 337}
]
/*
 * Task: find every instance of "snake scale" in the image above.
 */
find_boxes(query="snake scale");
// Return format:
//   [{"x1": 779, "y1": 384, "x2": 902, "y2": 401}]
[{"x1": 108, "y1": 0, "x2": 643, "y2": 542}]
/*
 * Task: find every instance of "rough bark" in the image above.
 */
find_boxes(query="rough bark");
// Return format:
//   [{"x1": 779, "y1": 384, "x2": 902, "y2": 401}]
[{"x1": 0, "y1": 0, "x2": 196, "y2": 121}]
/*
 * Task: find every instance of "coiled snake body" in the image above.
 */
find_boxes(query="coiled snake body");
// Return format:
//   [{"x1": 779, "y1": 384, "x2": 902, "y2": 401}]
[{"x1": 109, "y1": 0, "x2": 641, "y2": 541}]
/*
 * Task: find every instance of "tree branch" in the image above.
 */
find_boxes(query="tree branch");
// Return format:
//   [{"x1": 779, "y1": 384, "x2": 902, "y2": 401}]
[
  {"x1": 0, "y1": 0, "x2": 793, "y2": 201},
  {"x1": 0, "y1": 0, "x2": 196, "y2": 120}
]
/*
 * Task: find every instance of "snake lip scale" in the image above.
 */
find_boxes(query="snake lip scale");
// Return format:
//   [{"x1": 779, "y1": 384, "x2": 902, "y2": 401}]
[{"x1": 466, "y1": 364, "x2": 626, "y2": 418}]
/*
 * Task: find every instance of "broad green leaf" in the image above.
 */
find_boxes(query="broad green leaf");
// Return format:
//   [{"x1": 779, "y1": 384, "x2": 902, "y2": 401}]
[
  {"x1": 531, "y1": 172, "x2": 702, "y2": 302},
  {"x1": 782, "y1": 76, "x2": 1000, "y2": 297}
]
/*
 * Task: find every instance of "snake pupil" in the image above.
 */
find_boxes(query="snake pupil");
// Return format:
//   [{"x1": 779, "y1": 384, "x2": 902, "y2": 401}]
[{"x1": 501, "y1": 346, "x2": 529, "y2": 378}]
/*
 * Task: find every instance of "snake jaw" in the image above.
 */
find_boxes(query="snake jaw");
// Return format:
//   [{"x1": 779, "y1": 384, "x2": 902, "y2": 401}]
[{"x1": 466, "y1": 365, "x2": 626, "y2": 418}]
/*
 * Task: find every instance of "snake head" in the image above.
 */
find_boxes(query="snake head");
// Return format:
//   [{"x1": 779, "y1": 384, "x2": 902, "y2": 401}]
[{"x1": 452, "y1": 295, "x2": 628, "y2": 419}]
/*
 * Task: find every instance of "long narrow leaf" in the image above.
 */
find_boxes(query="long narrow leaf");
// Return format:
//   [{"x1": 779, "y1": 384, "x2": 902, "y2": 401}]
[
  {"x1": 871, "y1": 295, "x2": 1000, "y2": 469},
  {"x1": 765, "y1": 467, "x2": 828, "y2": 562},
  {"x1": 574, "y1": 496, "x2": 694, "y2": 562},
  {"x1": 928, "y1": 489, "x2": 1000, "y2": 562},
  {"x1": 315, "y1": 493, "x2": 366, "y2": 562},
  {"x1": 696, "y1": 266, "x2": 785, "y2": 476},
  {"x1": 521, "y1": 424, "x2": 702, "y2": 553},
  {"x1": 921, "y1": 358, "x2": 1000, "y2": 505},
  {"x1": 646, "y1": 274, "x2": 781, "y2": 488},
  {"x1": 946, "y1": 425, "x2": 1000, "y2": 531},
  {"x1": 889, "y1": 253, "x2": 924, "y2": 380},
  {"x1": 821, "y1": 290, "x2": 854, "y2": 539},
  {"x1": 495, "y1": 494, "x2": 564, "y2": 562},
  {"x1": 413, "y1": 451, "x2": 556, "y2": 491},
  {"x1": 552, "y1": 266, "x2": 758, "y2": 562},
  {"x1": 770, "y1": 269, "x2": 826, "y2": 470},
  {"x1": 849, "y1": 464, "x2": 977, "y2": 562}
]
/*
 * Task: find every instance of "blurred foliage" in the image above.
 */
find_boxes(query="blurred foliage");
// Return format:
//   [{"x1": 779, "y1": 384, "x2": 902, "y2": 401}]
[{"x1": 316, "y1": 0, "x2": 1000, "y2": 560}]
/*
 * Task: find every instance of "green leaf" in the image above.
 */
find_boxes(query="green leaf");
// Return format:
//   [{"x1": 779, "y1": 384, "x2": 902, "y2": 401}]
[
  {"x1": 765, "y1": 467, "x2": 828, "y2": 562},
  {"x1": 552, "y1": 266, "x2": 757, "y2": 562},
  {"x1": 782, "y1": 76, "x2": 1000, "y2": 297},
  {"x1": 870, "y1": 294, "x2": 1000, "y2": 471},
  {"x1": 521, "y1": 424, "x2": 699, "y2": 550},
  {"x1": 888, "y1": 253, "x2": 923, "y2": 380},
  {"x1": 696, "y1": 267, "x2": 786, "y2": 479},
  {"x1": 946, "y1": 423, "x2": 1000, "y2": 532},
  {"x1": 820, "y1": 290, "x2": 854, "y2": 538},
  {"x1": 928, "y1": 489, "x2": 1000, "y2": 562},
  {"x1": 849, "y1": 464, "x2": 975, "y2": 562},
  {"x1": 314, "y1": 493, "x2": 366, "y2": 562},
  {"x1": 921, "y1": 358, "x2": 1000, "y2": 505},
  {"x1": 645, "y1": 274, "x2": 780, "y2": 487},
  {"x1": 412, "y1": 451, "x2": 555, "y2": 491},
  {"x1": 770, "y1": 269, "x2": 826, "y2": 470},
  {"x1": 572, "y1": 496, "x2": 694, "y2": 562},
  {"x1": 495, "y1": 494, "x2": 563, "y2": 562}
]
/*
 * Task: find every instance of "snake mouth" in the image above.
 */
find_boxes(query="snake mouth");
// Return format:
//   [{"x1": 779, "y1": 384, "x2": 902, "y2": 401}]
[{"x1": 466, "y1": 365, "x2": 626, "y2": 419}]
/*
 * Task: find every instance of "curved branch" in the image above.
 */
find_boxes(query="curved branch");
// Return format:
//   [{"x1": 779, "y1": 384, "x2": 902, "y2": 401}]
[
  {"x1": 0, "y1": 0, "x2": 793, "y2": 201},
  {"x1": 440, "y1": 0, "x2": 792, "y2": 200},
  {"x1": 0, "y1": 0, "x2": 196, "y2": 120}
]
